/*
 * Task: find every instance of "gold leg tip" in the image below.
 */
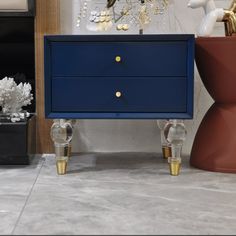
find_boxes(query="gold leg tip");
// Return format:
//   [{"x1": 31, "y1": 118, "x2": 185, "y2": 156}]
[
  {"x1": 56, "y1": 160, "x2": 67, "y2": 175},
  {"x1": 162, "y1": 146, "x2": 171, "y2": 159},
  {"x1": 169, "y1": 161, "x2": 181, "y2": 176}
]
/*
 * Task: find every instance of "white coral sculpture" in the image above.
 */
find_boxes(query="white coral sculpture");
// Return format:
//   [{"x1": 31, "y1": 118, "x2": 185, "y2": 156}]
[{"x1": 0, "y1": 77, "x2": 33, "y2": 122}]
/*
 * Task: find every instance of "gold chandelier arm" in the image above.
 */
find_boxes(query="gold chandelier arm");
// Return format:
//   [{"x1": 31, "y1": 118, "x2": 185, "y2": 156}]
[
  {"x1": 229, "y1": 0, "x2": 236, "y2": 13},
  {"x1": 222, "y1": 1, "x2": 236, "y2": 36},
  {"x1": 107, "y1": 0, "x2": 117, "y2": 8}
]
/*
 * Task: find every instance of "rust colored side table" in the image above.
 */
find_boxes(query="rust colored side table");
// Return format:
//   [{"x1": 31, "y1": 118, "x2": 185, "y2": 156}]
[{"x1": 191, "y1": 37, "x2": 236, "y2": 173}]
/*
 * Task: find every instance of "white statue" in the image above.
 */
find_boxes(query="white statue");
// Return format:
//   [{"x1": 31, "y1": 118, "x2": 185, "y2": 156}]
[
  {"x1": 188, "y1": 0, "x2": 236, "y2": 36},
  {"x1": 188, "y1": 0, "x2": 224, "y2": 37}
]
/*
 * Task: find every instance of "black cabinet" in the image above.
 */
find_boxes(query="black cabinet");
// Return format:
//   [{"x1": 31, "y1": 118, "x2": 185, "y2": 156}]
[
  {"x1": 0, "y1": 115, "x2": 36, "y2": 165},
  {"x1": 0, "y1": 0, "x2": 35, "y2": 17},
  {"x1": 0, "y1": 1, "x2": 36, "y2": 164}
]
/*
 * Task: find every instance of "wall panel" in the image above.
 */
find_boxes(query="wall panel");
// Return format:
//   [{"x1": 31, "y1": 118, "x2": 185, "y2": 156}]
[{"x1": 35, "y1": 0, "x2": 60, "y2": 153}]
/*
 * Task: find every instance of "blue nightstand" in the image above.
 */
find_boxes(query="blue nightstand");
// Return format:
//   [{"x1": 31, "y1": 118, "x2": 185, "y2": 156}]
[{"x1": 44, "y1": 34, "x2": 195, "y2": 175}]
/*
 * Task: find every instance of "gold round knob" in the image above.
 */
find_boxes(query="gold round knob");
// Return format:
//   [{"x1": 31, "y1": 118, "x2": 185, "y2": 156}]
[
  {"x1": 116, "y1": 91, "x2": 122, "y2": 98},
  {"x1": 115, "y1": 56, "x2": 121, "y2": 63}
]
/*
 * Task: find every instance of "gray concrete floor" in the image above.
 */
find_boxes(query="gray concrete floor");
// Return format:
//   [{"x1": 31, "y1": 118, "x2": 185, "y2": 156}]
[{"x1": 1, "y1": 153, "x2": 236, "y2": 235}]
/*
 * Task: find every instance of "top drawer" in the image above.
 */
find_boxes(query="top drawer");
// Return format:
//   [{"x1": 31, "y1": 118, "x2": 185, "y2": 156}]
[{"x1": 50, "y1": 41, "x2": 188, "y2": 77}]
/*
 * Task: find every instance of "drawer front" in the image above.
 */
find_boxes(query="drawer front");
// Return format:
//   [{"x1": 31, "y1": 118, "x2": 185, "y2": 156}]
[
  {"x1": 51, "y1": 42, "x2": 188, "y2": 77},
  {"x1": 51, "y1": 77, "x2": 187, "y2": 113}
]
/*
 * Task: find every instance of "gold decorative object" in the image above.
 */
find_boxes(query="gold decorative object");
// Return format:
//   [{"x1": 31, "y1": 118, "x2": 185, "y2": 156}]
[
  {"x1": 138, "y1": 4, "x2": 151, "y2": 27},
  {"x1": 116, "y1": 24, "x2": 123, "y2": 30},
  {"x1": 116, "y1": 23, "x2": 129, "y2": 31},
  {"x1": 223, "y1": 0, "x2": 236, "y2": 36},
  {"x1": 169, "y1": 158, "x2": 181, "y2": 176},
  {"x1": 78, "y1": 0, "x2": 170, "y2": 33},
  {"x1": 122, "y1": 24, "x2": 129, "y2": 31}
]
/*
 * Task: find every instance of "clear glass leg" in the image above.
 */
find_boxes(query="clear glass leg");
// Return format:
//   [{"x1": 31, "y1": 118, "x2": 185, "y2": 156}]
[
  {"x1": 164, "y1": 120, "x2": 187, "y2": 176},
  {"x1": 157, "y1": 120, "x2": 171, "y2": 159},
  {"x1": 66, "y1": 119, "x2": 77, "y2": 159},
  {"x1": 55, "y1": 143, "x2": 69, "y2": 175},
  {"x1": 66, "y1": 142, "x2": 72, "y2": 159},
  {"x1": 51, "y1": 119, "x2": 74, "y2": 175}
]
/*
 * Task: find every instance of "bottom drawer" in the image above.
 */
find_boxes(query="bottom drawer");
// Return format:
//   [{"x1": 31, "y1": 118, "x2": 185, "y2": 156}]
[{"x1": 51, "y1": 77, "x2": 187, "y2": 113}]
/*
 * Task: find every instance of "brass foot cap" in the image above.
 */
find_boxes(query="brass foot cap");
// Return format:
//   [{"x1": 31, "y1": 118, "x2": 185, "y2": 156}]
[
  {"x1": 162, "y1": 146, "x2": 171, "y2": 159},
  {"x1": 169, "y1": 161, "x2": 181, "y2": 176},
  {"x1": 56, "y1": 160, "x2": 67, "y2": 175}
]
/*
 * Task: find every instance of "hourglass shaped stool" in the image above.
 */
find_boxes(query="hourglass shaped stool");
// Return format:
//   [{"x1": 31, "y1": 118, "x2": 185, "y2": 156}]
[{"x1": 191, "y1": 37, "x2": 236, "y2": 173}]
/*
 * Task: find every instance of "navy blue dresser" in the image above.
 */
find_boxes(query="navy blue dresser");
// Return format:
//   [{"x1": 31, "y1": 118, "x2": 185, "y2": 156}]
[{"x1": 44, "y1": 35, "x2": 194, "y2": 119}]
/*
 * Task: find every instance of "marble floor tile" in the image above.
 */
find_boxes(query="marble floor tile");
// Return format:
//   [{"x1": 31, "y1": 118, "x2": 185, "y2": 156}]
[
  {"x1": 0, "y1": 156, "x2": 44, "y2": 235},
  {"x1": 11, "y1": 153, "x2": 236, "y2": 235}
]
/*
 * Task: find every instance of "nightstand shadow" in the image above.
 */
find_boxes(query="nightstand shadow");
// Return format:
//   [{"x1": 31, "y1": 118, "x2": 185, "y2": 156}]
[{"x1": 65, "y1": 152, "x2": 189, "y2": 175}]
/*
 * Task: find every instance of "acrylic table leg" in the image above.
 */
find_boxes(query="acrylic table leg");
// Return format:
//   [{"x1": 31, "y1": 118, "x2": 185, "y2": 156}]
[
  {"x1": 51, "y1": 119, "x2": 73, "y2": 175},
  {"x1": 65, "y1": 142, "x2": 72, "y2": 159},
  {"x1": 54, "y1": 143, "x2": 69, "y2": 175},
  {"x1": 66, "y1": 119, "x2": 77, "y2": 159},
  {"x1": 165, "y1": 120, "x2": 187, "y2": 176},
  {"x1": 157, "y1": 120, "x2": 171, "y2": 159}
]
